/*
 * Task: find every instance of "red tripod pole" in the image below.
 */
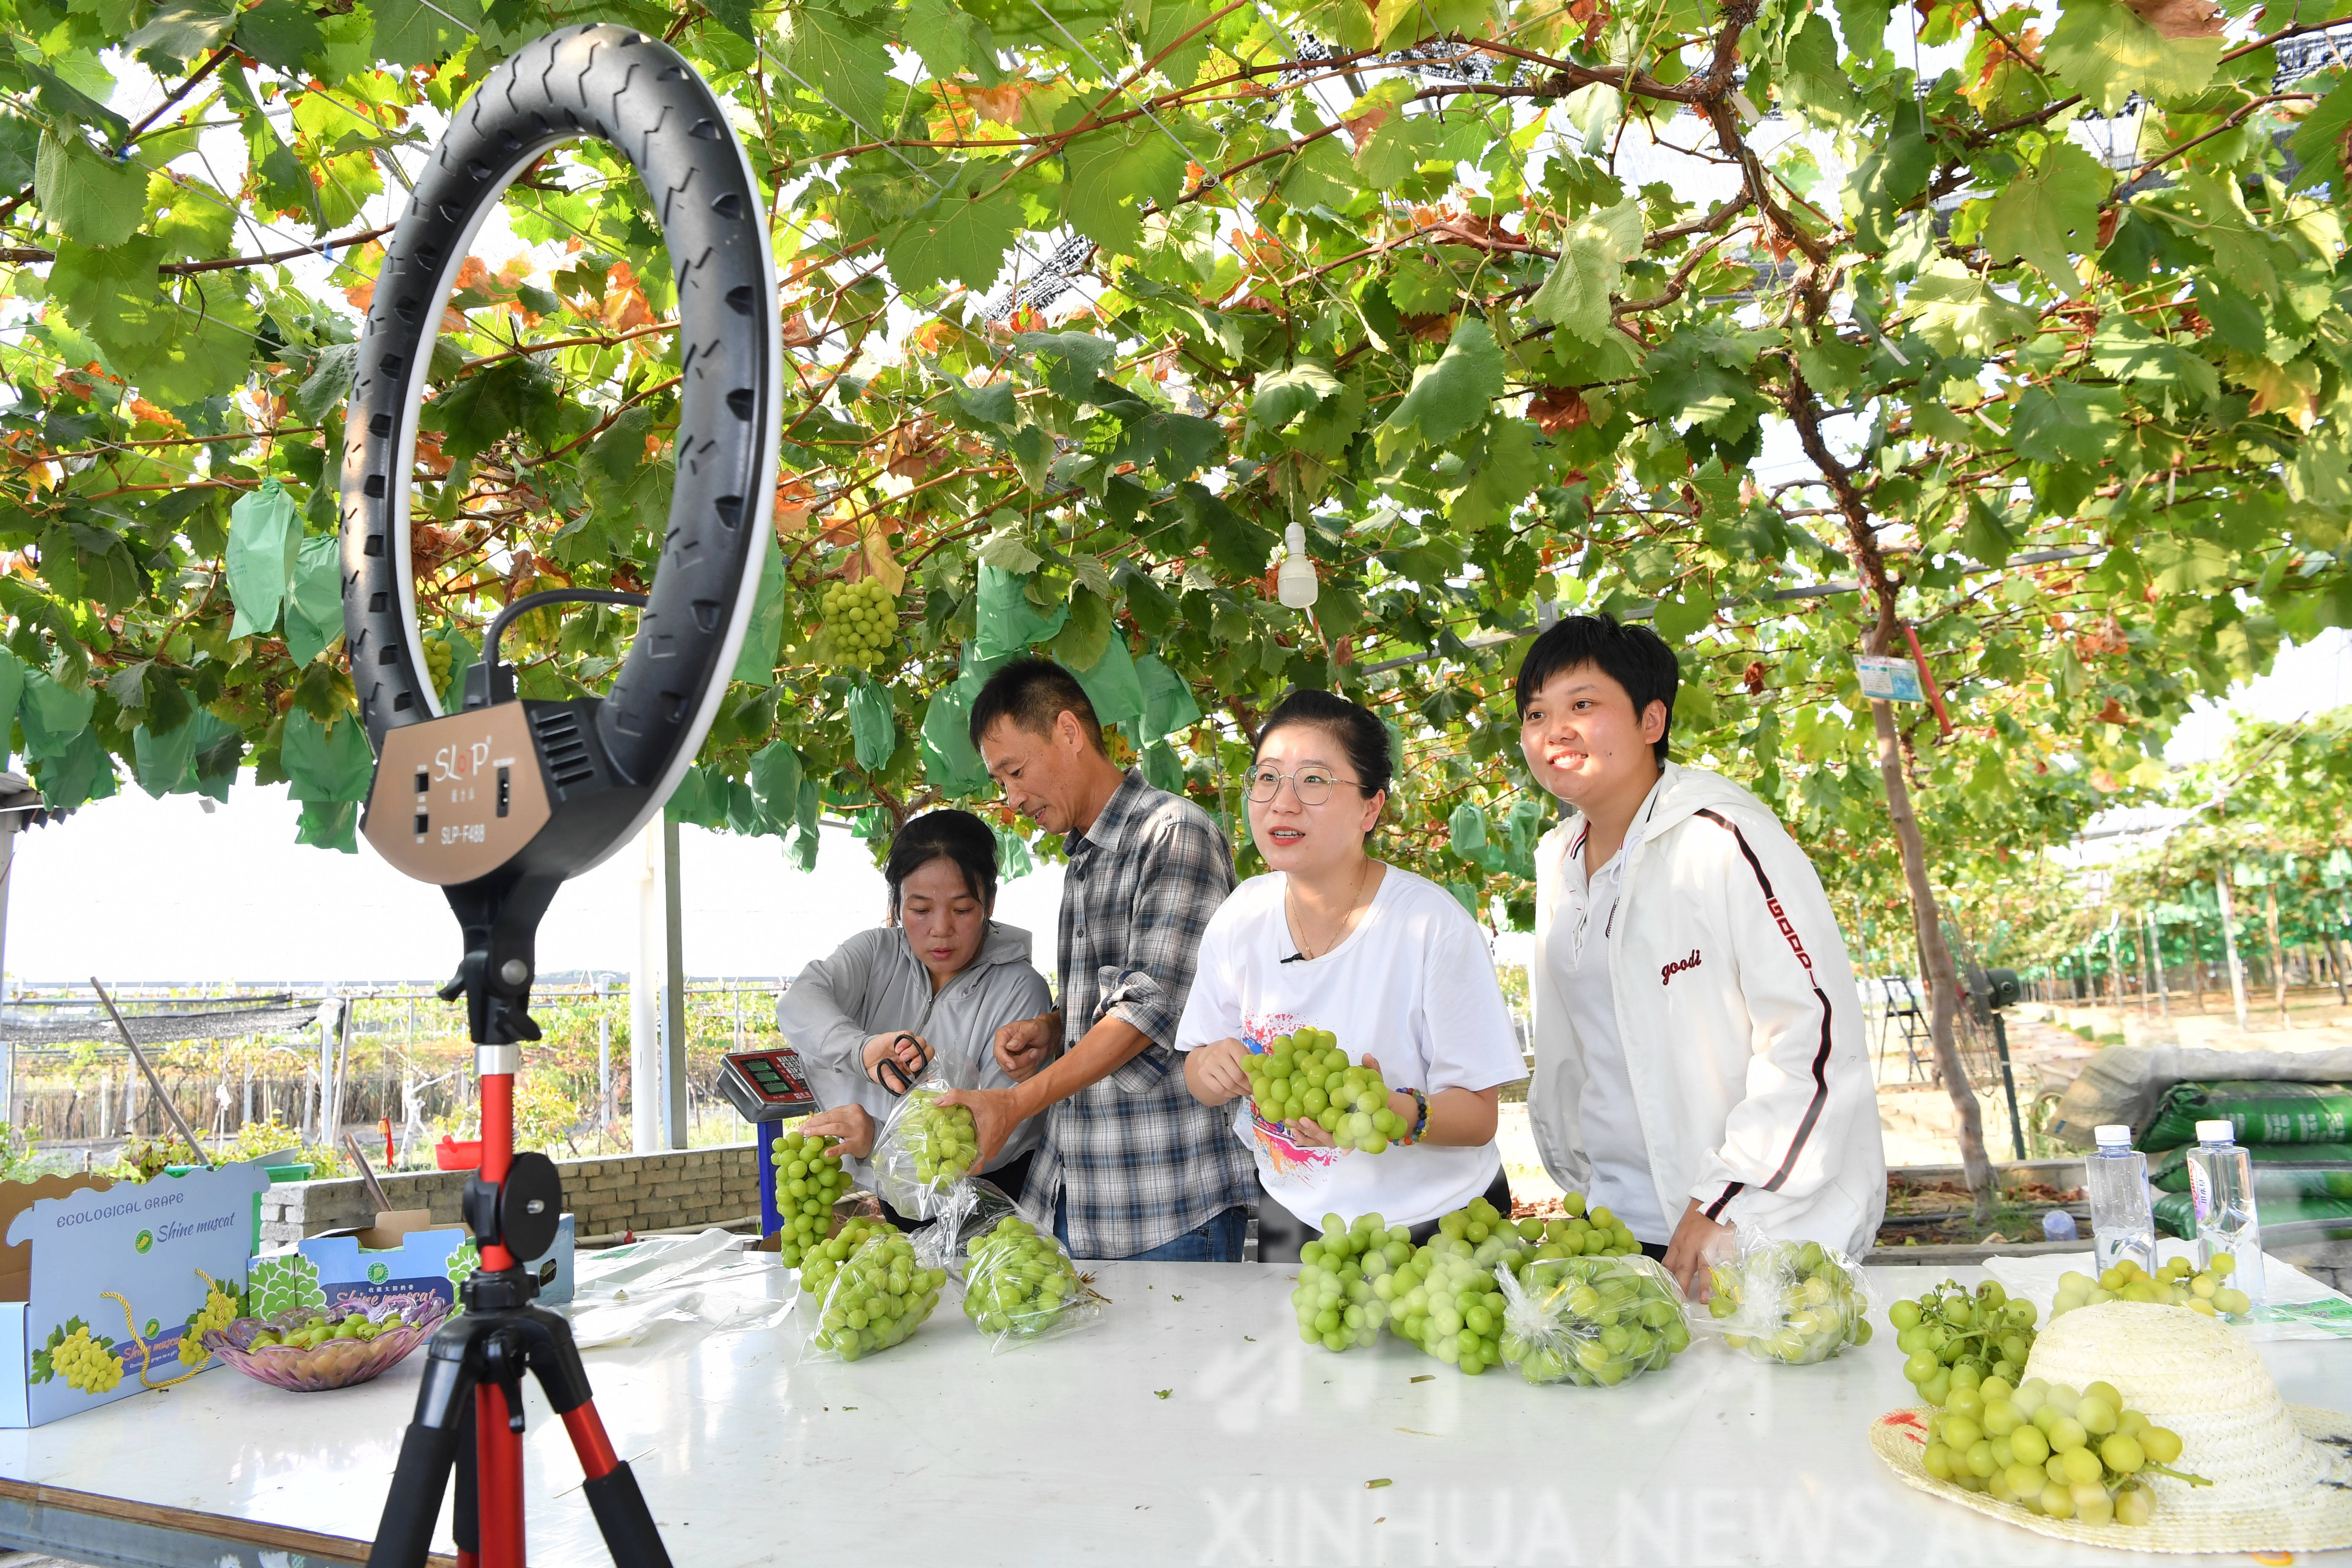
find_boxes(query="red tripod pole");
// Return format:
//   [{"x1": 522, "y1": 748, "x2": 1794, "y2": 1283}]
[{"x1": 475, "y1": 1072, "x2": 524, "y2": 1568}]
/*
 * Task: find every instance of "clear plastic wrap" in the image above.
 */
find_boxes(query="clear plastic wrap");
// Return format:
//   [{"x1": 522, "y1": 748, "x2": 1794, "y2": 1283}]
[
  {"x1": 871, "y1": 1069, "x2": 980, "y2": 1221},
  {"x1": 1496, "y1": 1253, "x2": 1692, "y2": 1386},
  {"x1": 1704, "y1": 1232, "x2": 1876, "y2": 1364},
  {"x1": 913, "y1": 1176, "x2": 1022, "y2": 1282},
  {"x1": 960, "y1": 1214, "x2": 1107, "y2": 1350},
  {"x1": 563, "y1": 1229, "x2": 796, "y2": 1353},
  {"x1": 798, "y1": 1222, "x2": 948, "y2": 1363}
]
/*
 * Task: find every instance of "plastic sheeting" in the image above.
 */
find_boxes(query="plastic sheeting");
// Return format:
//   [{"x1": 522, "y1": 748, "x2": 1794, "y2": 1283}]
[{"x1": 559, "y1": 1230, "x2": 798, "y2": 1357}]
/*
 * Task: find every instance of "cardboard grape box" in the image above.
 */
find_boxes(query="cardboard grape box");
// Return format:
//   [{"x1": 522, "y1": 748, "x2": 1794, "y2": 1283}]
[
  {"x1": 247, "y1": 1209, "x2": 576, "y2": 1321},
  {"x1": 0, "y1": 1163, "x2": 273, "y2": 1428}
]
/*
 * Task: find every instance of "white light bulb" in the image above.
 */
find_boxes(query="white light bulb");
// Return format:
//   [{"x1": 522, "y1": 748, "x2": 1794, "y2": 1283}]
[{"x1": 1276, "y1": 520, "x2": 1318, "y2": 609}]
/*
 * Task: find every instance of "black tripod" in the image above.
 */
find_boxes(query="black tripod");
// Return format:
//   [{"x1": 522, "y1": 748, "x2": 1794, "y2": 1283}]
[{"x1": 365, "y1": 879, "x2": 672, "y2": 1568}]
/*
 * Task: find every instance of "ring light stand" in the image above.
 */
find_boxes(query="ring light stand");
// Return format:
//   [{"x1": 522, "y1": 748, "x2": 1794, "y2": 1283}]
[{"x1": 336, "y1": 26, "x2": 779, "y2": 1567}]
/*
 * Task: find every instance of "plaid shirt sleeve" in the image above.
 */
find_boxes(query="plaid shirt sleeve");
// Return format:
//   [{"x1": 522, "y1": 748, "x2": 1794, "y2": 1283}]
[{"x1": 1092, "y1": 802, "x2": 1235, "y2": 1049}]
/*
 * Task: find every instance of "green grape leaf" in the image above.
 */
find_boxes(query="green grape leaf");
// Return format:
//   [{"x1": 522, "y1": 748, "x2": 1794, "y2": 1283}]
[
  {"x1": 1983, "y1": 142, "x2": 2109, "y2": 296},
  {"x1": 1013, "y1": 332, "x2": 1118, "y2": 403},
  {"x1": 1138, "y1": 0, "x2": 1213, "y2": 86},
  {"x1": 1105, "y1": 407, "x2": 1224, "y2": 484},
  {"x1": 1900, "y1": 260, "x2": 2038, "y2": 357},
  {"x1": 704, "y1": 0, "x2": 759, "y2": 40},
  {"x1": 1777, "y1": 13, "x2": 1859, "y2": 125},
  {"x1": 125, "y1": 0, "x2": 239, "y2": 67},
  {"x1": 296, "y1": 342, "x2": 363, "y2": 425},
  {"x1": 236, "y1": 0, "x2": 325, "y2": 71},
  {"x1": 2042, "y1": 0, "x2": 2220, "y2": 112},
  {"x1": 1251, "y1": 360, "x2": 1341, "y2": 433},
  {"x1": 783, "y1": 6, "x2": 891, "y2": 138},
  {"x1": 1376, "y1": 316, "x2": 1506, "y2": 459},
  {"x1": 2010, "y1": 382, "x2": 2126, "y2": 464},
  {"x1": 1449, "y1": 419, "x2": 1545, "y2": 531},
  {"x1": 1065, "y1": 126, "x2": 1187, "y2": 253},
  {"x1": 34, "y1": 133, "x2": 150, "y2": 250},
  {"x1": 884, "y1": 186, "x2": 1022, "y2": 294},
  {"x1": 1527, "y1": 198, "x2": 1643, "y2": 343},
  {"x1": 373, "y1": 0, "x2": 483, "y2": 68}
]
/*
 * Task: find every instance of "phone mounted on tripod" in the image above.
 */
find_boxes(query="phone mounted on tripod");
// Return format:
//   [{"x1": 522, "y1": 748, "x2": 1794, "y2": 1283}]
[{"x1": 337, "y1": 25, "x2": 779, "y2": 1568}]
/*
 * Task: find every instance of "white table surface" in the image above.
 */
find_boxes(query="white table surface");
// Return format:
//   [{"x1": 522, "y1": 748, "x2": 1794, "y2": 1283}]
[{"x1": 3, "y1": 1261, "x2": 2349, "y2": 1567}]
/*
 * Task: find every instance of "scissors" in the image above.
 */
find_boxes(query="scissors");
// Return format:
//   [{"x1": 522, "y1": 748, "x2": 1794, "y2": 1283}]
[{"x1": 874, "y1": 1031, "x2": 934, "y2": 1097}]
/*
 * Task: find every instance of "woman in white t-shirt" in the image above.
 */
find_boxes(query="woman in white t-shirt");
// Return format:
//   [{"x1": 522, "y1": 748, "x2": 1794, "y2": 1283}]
[{"x1": 1177, "y1": 690, "x2": 1527, "y2": 1261}]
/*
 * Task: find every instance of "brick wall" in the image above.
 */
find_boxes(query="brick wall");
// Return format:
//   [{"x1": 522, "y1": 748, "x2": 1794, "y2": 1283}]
[{"x1": 259, "y1": 1143, "x2": 760, "y2": 1247}]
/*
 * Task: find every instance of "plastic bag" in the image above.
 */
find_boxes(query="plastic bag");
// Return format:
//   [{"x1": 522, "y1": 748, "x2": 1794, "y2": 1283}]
[
  {"x1": 871, "y1": 1071, "x2": 980, "y2": 1221},
  {"x1": 914, "y1": 1176, "x2": 1022, "y2": 1282},
  {"x1": 961, "y1": 1214, "x2": 1107, "y2": 1350},
  {"x1": 561, "y1": 1230, "x2": 796, "y2": 1353},
  {"x1": 798, "y1": 1222, "x2": 949, "y2": 1363},
  {"x1": 1703, "y1": 1233, "x2": 1875, "y2": 1364},
  {"x1": 1497, "y1": 1254, "x2": 1691, "y2": 1386}
]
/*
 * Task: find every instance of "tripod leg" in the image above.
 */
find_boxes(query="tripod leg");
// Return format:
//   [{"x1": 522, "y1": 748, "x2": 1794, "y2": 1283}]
[
  {"x1": 476, "y1": 1382, "x2": 527, "y2": 1568},
  {"x1": 455, "y1": 1390, "x2": 478, "y2": 1568},
  {"x1": 561, "y1": 1402, "x2": 672, "y2": 1568},
  {"x1": 367, "y1": 1342, "x2": 476, "y2": 1568}
]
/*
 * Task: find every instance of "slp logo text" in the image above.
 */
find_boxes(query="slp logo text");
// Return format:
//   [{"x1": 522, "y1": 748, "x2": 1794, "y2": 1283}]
[
  {"x1": 432, "y1": 735, "x2": 495, "y2": 781},
  {"x1": 1660, "y1": 950, "x2": 1702, "y2": 986}
]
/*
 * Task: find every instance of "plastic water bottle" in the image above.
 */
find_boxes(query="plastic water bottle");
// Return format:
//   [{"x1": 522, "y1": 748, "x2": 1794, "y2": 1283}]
[
  {"x1": 2085, "y1": 1124, "x2": 2156, "y2": 1277},
  {"x1": 2186, "y1": 1119, "x2": 2268, "y2": 1312}
]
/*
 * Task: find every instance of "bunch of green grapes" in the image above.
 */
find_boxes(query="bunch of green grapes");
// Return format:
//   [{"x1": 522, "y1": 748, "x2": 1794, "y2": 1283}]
[
  {"x1": 181, "y1": 1284, "x2": 243, "y2": 1367},
  {"x1": 1708, "y1": 1239, "x2": 1873, "y2": 1364},
  {"x1": 53, "y1": 1326, "x2": 123, "y2": 1393},
  {"x1": 1889, "y1": 1278, "x2": 2039, "y2": 1405},
  {"x1": 818, "y1": 580, "x2": 898, "y2": 670},
  {"x1": 799, "y1": 1218, "x2": 895, "y2": 1302},
  {"x1": 1244, "y1": 1030, "x2": 1407, "y2": 1150},
  {"x1": 1514, "y1": 1195, "x2": 1641, "y2": 1259},
  {"x1": 1924, "y1": 1375, "x2": 2207, "y2": 1525},
  {"x1": 808, "y1": 1230, "x2": 948, "y2": 1361},
  {"x1": 900, "y1": 1088, "x2": 978, "y2": 1187},
  {"x1": 2053, "y1": 1256, "x2": 2255, "y2": 1320},
  {"x1": 963, "y1": 1216, "x2": 1089, "y2": 1339},
  {"x1": 773, "y1": 1130, "x2": 847, "y2": 1268},
  {"x1": 1386, "y1": 1198, "x2": 1530, "y2": 1374},
  {"x1": 423, "y1": 638, "x2": 457, "y2": 695},
  {"x1": 1500, "y1": 1255, "x2": 1691, "y2": 1387},
  {"x1": 1294, "y1": 1212, "x2": 1413, "y2": 1351}
]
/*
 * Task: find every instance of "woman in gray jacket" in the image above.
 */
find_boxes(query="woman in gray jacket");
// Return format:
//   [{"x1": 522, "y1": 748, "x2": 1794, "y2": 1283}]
[{"x1": 779, "y1": 808, "x2": 1056, "y2": 1217}]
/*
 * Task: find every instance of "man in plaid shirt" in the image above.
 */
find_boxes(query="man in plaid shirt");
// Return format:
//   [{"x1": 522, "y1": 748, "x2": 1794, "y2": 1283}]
[{"x1": 939, "y1": 658, "x2": 1258, "y2": 1260}]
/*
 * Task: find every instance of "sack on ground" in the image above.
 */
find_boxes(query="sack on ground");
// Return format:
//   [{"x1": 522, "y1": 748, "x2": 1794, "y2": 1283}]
[
  {"x1": 2150, "y1": 1142, "x2": 2352, "y2": 1198},
  {"x1": 2153, "y1": 1189, "x2": 2352, "y2": 1241},
  {"x1": 2138, "y1": 1081, "x2": 2352, "y2": 1152}
]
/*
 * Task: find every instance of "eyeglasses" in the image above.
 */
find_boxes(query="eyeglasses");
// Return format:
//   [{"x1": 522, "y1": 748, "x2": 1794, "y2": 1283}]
[{"x1": 1244, "y1": 765, "x2": 1361, "y2": 805}]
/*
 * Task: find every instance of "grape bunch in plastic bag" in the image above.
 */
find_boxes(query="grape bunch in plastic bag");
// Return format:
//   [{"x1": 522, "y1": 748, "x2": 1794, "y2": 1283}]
[
  {"x1": 962, "y1": 1215, "x2": 1105, "y2": 1350},
  {"x1": 1388, "y1": 1198, "x2": 1533, "y2": 1374},
  {"x1": 872, "y1": 1072, "x2": 979, "y2": 1219},
  {"x1": 801, "y1": 1225, "x2": 947, "y2": 1363},
  {"x1": 1706, "y1": 1235, "x2": 1874, "y2": 1364},
  {"x1": 1498, "y1": 1254, "x2": 1691, "y2": 1387}
]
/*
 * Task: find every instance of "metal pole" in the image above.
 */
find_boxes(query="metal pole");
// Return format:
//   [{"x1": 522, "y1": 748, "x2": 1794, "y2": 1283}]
[
  {"x1": 597, "y1": 975, "x2": 612, "y2": 1130},
  {"x1": 2146, "y1": 907, "x2": 2169, "y2": 1019},
  {"x1": 90, "y1": 978, "x2": 211, "y2": 1167},
  {"x1": 663, "y1": 818, "x2": 689, "y2": 1149},
  {"x1": 632, "y1": 819, "x2": 663, "y2": 1154},
  {"x1": 1992, "y1": 1013, "x2": 2026, "y2": 1161},
  {"x1": 2217, "y1": 875, "x2": 2250, "y2": 1031}
]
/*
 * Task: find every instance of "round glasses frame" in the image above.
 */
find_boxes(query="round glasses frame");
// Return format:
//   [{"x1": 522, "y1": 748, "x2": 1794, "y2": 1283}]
[{"x1": 1244, "y1": 766, "x2": 1362, "y2": 806}]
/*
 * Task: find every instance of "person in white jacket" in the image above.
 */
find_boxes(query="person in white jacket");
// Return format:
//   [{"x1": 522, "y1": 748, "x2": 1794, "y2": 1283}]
[{"x1": 1519, "y1": 614, "x2": 1886, "y2": 1296}]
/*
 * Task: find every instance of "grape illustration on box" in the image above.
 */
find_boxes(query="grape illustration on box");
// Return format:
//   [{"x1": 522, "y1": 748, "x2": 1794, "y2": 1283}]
[
  {"x1": 0, "y1": 1162, "x2": 272, "y2": 1426},
  {"x1": 252, "y1": 1253, "x2": 329, "y2": 1318}
]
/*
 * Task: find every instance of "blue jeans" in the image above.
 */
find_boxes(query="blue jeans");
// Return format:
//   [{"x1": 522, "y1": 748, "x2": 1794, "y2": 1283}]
[{"x1": 1053, "y1": 1192, "x2": 1249, "y2": 1262}]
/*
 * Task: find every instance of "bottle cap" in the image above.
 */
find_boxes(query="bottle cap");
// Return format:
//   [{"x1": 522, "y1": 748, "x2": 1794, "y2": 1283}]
[
  {"x1": 2095, "y1": 1124, "x2": 2133, "y2": 1149},
  {"x1": 2196, "y1": 1119, "x2": 2235, "y2": 1144}
]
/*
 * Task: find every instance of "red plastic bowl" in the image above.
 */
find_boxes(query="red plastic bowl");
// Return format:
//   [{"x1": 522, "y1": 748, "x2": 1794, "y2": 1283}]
[{"x1": 435, "y1": 1137, "x2": 482, "y2": 1170}]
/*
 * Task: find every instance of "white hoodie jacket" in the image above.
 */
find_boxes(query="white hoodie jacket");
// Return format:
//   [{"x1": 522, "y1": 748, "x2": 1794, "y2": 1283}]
[{"x1": 1530, "y1": 762, "x2": 1887, "y2": 1256}]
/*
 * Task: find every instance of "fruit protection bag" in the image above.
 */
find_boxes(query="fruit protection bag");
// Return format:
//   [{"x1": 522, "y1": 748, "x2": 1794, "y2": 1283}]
[
  {"x1": 1701, "y1": 1231, "x2": 1876, "y2": 1365},
  {"x1": 871, "y1": 1067, "x2": 980, "y2": 1221},
  {"x1": 960, "y1": 1213, "x2": 1108, "y2": 1352},
  {"x1": 798, "y1": 1223, "x2": 949, "y2": 1364},
  {"x1": 1496, "y1": 1253, "x2": 1693, "y2": 1387}
]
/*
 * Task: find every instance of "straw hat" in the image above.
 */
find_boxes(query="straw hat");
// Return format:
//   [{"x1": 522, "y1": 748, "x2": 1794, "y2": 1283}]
[{"x1": 1872, "y1": 1301, "x2": 2352, "y2": 1553}]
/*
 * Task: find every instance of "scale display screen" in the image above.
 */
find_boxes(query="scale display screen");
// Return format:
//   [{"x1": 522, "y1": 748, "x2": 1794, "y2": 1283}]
[{"x1": 720, "y1": 1047, "x2": 818, "y2": 1121}]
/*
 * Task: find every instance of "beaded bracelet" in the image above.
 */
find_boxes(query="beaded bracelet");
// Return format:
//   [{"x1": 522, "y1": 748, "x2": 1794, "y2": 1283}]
[{"x1": 1399, "y1": 1087, "x2": 1431, "y2": 1146}]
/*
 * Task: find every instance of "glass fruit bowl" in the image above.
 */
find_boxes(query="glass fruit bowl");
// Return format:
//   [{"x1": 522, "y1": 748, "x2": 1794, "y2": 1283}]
[{"x1": 204, "y1": 1300, "x2": 449, "y2": 1392}]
